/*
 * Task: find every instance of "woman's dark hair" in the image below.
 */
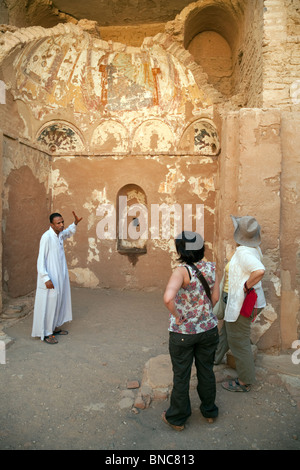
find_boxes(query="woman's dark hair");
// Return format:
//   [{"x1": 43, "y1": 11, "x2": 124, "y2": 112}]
[
  {"x1": 50, "y1": 213, "x2": 62, "y2": 223},
  {"x1": 175, "y1": 231, "x2": 205, "y2": 264}
]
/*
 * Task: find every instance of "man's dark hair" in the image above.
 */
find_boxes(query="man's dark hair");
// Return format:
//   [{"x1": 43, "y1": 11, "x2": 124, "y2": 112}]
[
  {"x1": 50, "y1": 213, "x2": 62, "y2": 224},
  {"x1": 175, "y1": 231, "x2": 205, "y2": 264}
]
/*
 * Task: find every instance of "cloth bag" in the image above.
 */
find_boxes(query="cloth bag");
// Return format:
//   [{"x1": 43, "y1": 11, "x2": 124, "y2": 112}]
[{"x1": 240, "y1": 283, "x2": 257, "y2": 318}]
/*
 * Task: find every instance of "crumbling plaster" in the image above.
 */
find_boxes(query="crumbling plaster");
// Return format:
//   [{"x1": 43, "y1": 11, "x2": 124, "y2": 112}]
[
  {"x1": 51, "y1": 152, "x2": 218, "y2": 292},
  {"x1": 215, "y1": 107, "x2": 300, "y2": 350},
  {"x1": 0, "y1": 23, "x2": 222, "y2": 156},
  {"x1": 0, "y1": 0, "x2": 299, "y2": 351}
]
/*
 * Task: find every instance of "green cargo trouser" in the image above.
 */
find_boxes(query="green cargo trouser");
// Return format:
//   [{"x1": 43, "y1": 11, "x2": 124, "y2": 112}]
[{"x1": 215, "y1": 309, "x2": 262, "y2": 384}]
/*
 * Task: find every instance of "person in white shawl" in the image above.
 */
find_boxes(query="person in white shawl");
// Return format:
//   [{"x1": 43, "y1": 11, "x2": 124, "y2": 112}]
[
  {"x1": 217, "y1": 215, "x2": 266, "y2": 392},
  {"x1": 31, "y1": 211, "x2": 82, "y2": 344}
]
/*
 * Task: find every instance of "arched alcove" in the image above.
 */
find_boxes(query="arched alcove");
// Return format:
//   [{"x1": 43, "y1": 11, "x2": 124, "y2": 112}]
[
  {"x1": 36, "y1": 121, "x2": 85, "y2": 153},
  {"x1": 183, "y1": 4, "x2": 240, "y2": 97},
  {"x1": 183, "y1": 4, "x2": 239, "y2": 51},
  {"x1": 178, "y1": 118, "x2": 220, "y2": 155},
  {"x1": 188, "y1": 31, "x2": 232, "y2": 96},
  {"x1": 91, "y1": 120, "x2": 129, "y2": 154},
  {"x1": 116, "y1": 184, "x2": 148, "y2": 254},
  {"x1": 131, "y1": 119, "x2": 175, "y2": 154}
]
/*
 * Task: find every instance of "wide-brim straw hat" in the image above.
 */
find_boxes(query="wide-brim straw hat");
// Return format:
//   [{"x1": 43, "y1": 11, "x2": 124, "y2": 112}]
[{"x1": 231, "y1": 215, "x2": 261, "y2": 247}]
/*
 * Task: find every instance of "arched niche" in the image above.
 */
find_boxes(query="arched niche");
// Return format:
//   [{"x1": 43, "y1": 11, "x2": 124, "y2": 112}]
[
  {"x1": 188, "y1": 31, "x2": 232, "y2": 96},
  {"x1": 183, "y1": 4, "x2": 239, "y2": 51},
  {"x1": 131, "y1": 119, "x2": 175, "y2": 154},
  {"x1": 179, "y1": 119, "x2": 220, "y2": 155},
  {"x1": 91, "y1": 120, "x2": 129, "y2": 154},
  {"x1": 116, "y1": 184, "x2": 148, "y2": 254},
  {"x1": 36, "y1": 121, "x2": 85, "y2": 153},
  {"x1": 183, "y1": 3, "x2": 240, "y2": 97}
]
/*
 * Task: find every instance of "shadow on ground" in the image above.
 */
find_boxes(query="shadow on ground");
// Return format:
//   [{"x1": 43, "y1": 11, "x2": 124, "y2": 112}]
[{"x1": 0, "y1": 287, "x2": 299, "y2": 451}]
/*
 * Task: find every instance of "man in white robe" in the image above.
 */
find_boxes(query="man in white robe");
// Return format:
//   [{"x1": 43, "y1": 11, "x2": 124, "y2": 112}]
[{"x1": 32, "y1": 211, "x2": 82, "y2": 344}]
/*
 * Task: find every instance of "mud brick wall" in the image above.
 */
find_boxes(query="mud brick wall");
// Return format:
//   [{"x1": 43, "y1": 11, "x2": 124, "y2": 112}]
[{"x1": 0, "y1": 0, "x2": 299, "y2": 350}]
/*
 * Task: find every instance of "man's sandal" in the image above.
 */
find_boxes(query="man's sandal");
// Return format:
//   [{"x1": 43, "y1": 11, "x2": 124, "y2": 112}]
[
  {"x1": 44, "y1": 335, "x2": 58, "y2": 344},
  {"x1": 222, "y1": 378, "x2": 251, "y2": 392},
  {"x1": 53, "y1": 329, "x2": 68, "y2": 335},
  {"x1": 162, "y1": 411, "x2": 184, "y2": 431}
]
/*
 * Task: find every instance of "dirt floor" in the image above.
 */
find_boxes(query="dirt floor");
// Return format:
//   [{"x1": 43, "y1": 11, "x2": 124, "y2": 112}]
[{"x1": 0, "y1": 286, "x2": 299, "y2": 454}]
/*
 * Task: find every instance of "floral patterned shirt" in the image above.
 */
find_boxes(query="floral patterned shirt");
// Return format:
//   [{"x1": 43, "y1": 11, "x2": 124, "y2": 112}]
[{"x1": 168, "y1": 261, "x2": 218, "y2": 334}]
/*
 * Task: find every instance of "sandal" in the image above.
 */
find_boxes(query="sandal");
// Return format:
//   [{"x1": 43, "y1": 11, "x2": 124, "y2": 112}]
[
  {"x1": 53, "y1": 329, "x2": 68, "y2": 335},
  {"x1": 222, "y1": 378, "x2": 251, "y2": 392},
  {"x1": 44, "y1": 335, "x2": 58, "y2": 344},
  {"x1": 162, "y1": 411, "x2": 184, "y2": 431}
]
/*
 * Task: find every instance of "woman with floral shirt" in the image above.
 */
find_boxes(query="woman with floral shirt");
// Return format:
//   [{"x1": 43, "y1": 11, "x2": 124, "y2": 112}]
[{"x1": 162, "y1": 231, "x2": 220, "y2": 431}]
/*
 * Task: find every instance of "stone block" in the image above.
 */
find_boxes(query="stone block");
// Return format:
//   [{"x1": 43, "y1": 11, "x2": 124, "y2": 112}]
[
  {"x1": 142, "y1": 354, "x2": 173, "y2": 390},
  {"x1": 126, "y1": 380, "x2": 140, "y2": 389},
  {"x1": 134, "y1": 395, "x2": 146, "y2": 409},
  {"x1": 0, "y1": 336, "x2": 14, "y2": 365}
]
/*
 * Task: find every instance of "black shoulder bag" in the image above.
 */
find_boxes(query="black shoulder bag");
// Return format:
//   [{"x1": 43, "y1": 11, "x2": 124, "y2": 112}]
[{"x1": 188, "y1": 263, "x2": 212, "y2": 303}]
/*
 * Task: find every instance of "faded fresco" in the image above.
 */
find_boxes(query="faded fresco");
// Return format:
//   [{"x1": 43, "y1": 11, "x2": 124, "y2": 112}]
[
  {"x1": 0, "y1": 0, "x2": 299, "y2": 351},
  {"x1": 6, "y1": 29, "x2": 219, "y2": 156}
]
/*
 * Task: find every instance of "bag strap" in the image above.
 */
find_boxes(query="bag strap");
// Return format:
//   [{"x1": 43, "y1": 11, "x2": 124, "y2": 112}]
[{"x1": 187, "y1": 263, "x2": 212, "y2": 302}]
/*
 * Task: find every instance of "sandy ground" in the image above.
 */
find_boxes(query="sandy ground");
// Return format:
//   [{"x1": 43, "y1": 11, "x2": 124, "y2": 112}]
[{"x1": 0, "y1": 286, "x2": 299, "y2": 454}]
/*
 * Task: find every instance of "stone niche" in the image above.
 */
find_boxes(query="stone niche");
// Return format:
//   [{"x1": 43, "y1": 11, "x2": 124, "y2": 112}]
[
  {"x1": 116, "y1": 184, "x2": 148, "y2": 255},
  {"x1": 0, "y1": 0, "x2": 299, "y2": 351}
]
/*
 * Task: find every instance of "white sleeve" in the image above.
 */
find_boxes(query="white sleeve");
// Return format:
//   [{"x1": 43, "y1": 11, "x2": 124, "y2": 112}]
[
  {"x1": 60, "y1": 222, "x2": 77, "y2": 240},
  {"x1": 243, "y1": 253, "x2": 265, "y2": 273},
  {"x1": 37, "y1": 234, "x2": 51, "y2": 284}
]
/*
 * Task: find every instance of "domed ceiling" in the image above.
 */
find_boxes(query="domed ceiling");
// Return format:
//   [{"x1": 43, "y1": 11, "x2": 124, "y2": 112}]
[
  {"x1": 1, "y1": 0, "x2": 196, "y2": 28},
  {"x1": 11, "y1": 31, "x2": 208, "y2": 117},
  {"x1": 1, "y1": 0, "x2": 225, "y2": 155},
  {"x1": 50, "y1": 0, "x2": 194, "y2": 25}
]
